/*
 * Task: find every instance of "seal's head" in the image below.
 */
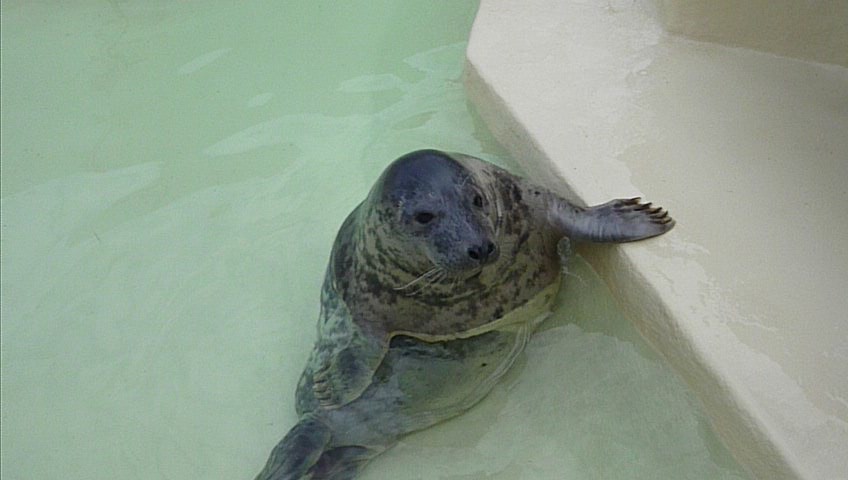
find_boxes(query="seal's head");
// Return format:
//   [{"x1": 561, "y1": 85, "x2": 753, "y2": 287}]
[{"x1": 370, "y1": 149, "x2": 499, "y2": 275}]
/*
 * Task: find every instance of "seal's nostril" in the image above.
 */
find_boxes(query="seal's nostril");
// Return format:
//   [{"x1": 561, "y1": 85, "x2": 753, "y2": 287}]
[{"x1": 469, "y1": 243, "x2": 496, "y2": 262}]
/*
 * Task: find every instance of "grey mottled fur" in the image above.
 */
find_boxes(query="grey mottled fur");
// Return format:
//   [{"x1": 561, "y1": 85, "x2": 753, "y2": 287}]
[{"x1": 255, "y1": 150, "x2": 674, "y2": 480}]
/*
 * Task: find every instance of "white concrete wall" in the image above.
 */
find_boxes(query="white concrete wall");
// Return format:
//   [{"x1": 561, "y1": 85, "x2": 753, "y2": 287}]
[{"x1": 464, "y1": 1, "x2": 848, "y2": 478}]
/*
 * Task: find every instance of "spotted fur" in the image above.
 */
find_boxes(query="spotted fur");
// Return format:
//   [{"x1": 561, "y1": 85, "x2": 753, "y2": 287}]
[{"x1": 255, "y1": 150, "x2": 674, "y2": 480}]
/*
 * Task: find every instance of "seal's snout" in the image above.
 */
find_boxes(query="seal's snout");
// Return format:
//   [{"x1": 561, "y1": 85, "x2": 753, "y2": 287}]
[{"x1": 466, "y1": 240, "x2": 498, "y2": 265}]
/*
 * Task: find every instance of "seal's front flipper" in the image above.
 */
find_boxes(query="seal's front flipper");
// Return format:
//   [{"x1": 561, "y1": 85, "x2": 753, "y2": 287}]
[
  {"x1": 551, "y1": 197, "x2": 674, "y2": 243},
  {"x1": 310, "y1": 318, "x2": 386, "y2": 410},
  {"x1": 255, "y1": 414, "x2": 331, "y2": 480}
]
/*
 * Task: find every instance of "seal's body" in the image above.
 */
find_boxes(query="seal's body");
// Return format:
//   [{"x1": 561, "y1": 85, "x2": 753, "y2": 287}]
[{"x1": 256, "y1": 150, "x2": 674, "y2": 479}]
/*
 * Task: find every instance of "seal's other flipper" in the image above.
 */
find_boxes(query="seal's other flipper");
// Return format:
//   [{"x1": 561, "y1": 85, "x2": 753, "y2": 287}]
[
  {"x1": 255, "y1": 414, "x2": 331, "y2": 480},
  {"x1": 551, "y1": 197, "x2": 674, "y2": 243}
]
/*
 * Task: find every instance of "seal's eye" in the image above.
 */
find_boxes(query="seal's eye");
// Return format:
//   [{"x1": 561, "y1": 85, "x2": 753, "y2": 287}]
[
  {"x1": 414, "y1": 212, "x2": 435, "y2": 224},
  {"x1": 473, "y1": 194, "x2": 484, "y2": 208}
]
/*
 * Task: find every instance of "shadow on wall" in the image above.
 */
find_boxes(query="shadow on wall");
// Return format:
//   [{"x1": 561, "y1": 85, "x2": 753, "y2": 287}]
[{"x1": 653, "y1": 0, "x2": 848, "y2": 67}]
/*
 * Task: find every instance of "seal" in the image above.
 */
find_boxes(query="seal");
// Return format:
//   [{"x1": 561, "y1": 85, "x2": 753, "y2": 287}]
[{"x1": 255, "y1": 150, "x2": 674, "y2": 479}]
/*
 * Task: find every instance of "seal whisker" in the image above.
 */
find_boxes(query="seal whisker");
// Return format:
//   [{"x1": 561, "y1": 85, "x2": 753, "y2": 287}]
[
  {"x1": 562, "y1": 269, "x2": 588, "y2": 288},
  {"x1": 394, "y1": 267, "x2": 441, "y2": 292},
  {"x1": 459, "y1": 172, "x2": 473, "y2": 188},
  {"x1": 450, "y1": 275, "x2": 464, "y2": 293},
  {"x1": 408, "y1": 267, "x2": 447, "y2": 296},
  {"x1": 491, "y1": 182, "x2": 504, "y2": 238}
]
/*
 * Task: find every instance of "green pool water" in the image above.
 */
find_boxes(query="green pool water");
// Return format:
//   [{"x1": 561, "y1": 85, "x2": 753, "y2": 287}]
[{"x1": 1, "y1": 1, "x2": 749, "y2": 479}]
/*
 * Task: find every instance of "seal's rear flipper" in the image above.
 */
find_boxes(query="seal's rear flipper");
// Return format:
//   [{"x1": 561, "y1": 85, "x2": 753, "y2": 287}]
[
  {"x1": 309, "y1": 446, "x2": 375, "y2": 480},
  {"x1": 255, "y1": 415, "x2": 331, "y2": 480},
  {"x1": 551, "y1": 197, "x2": 675, "y2": 243}
]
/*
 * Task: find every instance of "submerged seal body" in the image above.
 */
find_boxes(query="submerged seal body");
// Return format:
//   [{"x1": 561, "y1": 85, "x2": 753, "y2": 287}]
[{"x1": 256, "y1": 150, "x2": 674, "y2": 479}]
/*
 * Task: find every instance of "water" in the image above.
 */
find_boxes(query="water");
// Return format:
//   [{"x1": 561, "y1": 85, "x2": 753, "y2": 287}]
[{"x1": 0, "y1": 1, "x2": 748, "y2": 478}]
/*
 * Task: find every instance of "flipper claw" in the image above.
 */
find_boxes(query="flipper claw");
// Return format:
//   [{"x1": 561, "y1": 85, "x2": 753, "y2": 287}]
[{"x1": 555, "y1": 197, "x2": 675, "y2": 243}]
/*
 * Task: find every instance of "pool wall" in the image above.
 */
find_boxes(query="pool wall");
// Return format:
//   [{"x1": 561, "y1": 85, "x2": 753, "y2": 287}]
[{"x1": 463, "y1": 1, "x2": 848, "y2": 479}]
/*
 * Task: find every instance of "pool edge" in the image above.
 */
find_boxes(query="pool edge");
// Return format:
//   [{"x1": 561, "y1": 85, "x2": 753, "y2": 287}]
[{"x1": 462, "y1": 1, "x2": 848, "y2": 479}]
